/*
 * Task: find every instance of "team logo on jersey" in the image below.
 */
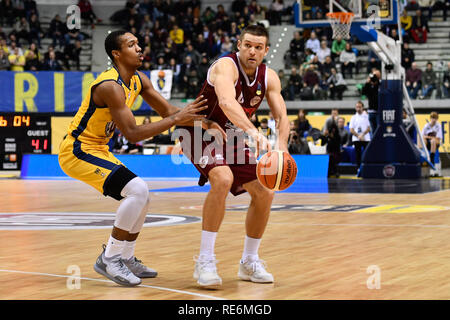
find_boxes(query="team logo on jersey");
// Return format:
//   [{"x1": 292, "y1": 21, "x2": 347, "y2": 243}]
[
  {"x1": 250, "y1": 96, "x2": 261, "y2": 106},
  {"x1": 105, "y1": 121, "x2": 116, "y2": 136},
  {"x1": 256, "y1": 82, "x2": 262, "y2": 96},
  {"x1": 198, "y1": 155, "x2": 209, "y2": 168}
]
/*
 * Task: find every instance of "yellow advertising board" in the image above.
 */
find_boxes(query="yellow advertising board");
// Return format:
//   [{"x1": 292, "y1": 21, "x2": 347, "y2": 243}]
[{"x1": 51, "y1": 113, "x2": 450, "y2": 154}]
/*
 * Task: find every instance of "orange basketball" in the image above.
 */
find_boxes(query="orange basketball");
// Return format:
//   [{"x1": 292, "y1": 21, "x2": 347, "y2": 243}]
[{"x1": 256, "y1": 151, "x2": 298, "y2": 191}]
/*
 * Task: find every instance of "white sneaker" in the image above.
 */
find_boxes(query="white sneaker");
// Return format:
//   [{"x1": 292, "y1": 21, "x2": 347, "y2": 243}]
[
  {"x1": 193, "y1": 255, "x2": 222, "y2": 289},
  {"x1": 238, "y1": 258, "x2": 274, "y2": 283},
  {"x1": 93, "y1": 245, "x2": 141, "y2": 287}
]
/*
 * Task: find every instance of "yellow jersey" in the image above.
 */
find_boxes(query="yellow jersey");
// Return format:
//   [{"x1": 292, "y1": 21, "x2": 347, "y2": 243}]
[{"x1": 68, "y1": 67, "x2": 143, "y2": 145}]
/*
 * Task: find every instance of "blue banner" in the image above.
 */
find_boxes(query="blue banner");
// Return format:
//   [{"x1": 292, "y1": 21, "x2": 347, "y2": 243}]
[{"x1": 0, "y1": 71, "x2": 153, "y2": 113}]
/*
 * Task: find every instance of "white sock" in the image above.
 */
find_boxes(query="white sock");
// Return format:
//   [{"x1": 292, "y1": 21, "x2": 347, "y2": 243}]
[
  {"x1": 199, "y1": 230, "x2": 217, "y2": 259},
  {"x1": 105, "y1": 235, "x2": 125, "y2": 258},
  {"x1": 241, "y1": 235, "x2": 261, "y2": 262},
  {"x1": 122, "y1": 240, "x2": 136, "y2": 260}
]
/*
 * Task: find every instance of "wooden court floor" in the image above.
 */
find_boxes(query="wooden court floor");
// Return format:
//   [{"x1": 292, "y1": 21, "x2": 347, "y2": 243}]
[{"x1": 2, "y1": 178, "x2": 450, "y2": 300}]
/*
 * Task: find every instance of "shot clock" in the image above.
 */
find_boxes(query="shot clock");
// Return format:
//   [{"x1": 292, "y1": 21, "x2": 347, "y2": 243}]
[{"x1": 0, "y1": 113, "x2": 51, "y2": 170}]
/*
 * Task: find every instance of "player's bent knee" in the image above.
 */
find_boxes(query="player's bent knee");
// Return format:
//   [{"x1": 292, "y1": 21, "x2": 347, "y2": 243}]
[
  {"x1": 121, "y1": 177, "x2": 150, "y2": 203},
  {"x1": 209, "y1": 168, "x2": 234, "y2": 193}
]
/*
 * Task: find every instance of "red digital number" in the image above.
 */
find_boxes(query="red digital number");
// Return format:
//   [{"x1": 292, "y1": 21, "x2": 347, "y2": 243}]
[
  {"x1": 43, "y1": 139, "x2": 48, "y2": 150},
  {"x1": 31, "y1": 139, "x2": 40, "y2": 150}
]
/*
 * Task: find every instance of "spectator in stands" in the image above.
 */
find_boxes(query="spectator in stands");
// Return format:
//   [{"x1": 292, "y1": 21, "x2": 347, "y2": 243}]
[
  {"x1": 444, "y1": 0, "x2": 450, "y2": 21},
  {"x1": 400, "y1": 9, "x2": 413, "y2": 42},
  {"x1": 331, "y1": 35, "x2": 346, "y2": 60},
  {"x1": 12, "y1": 0, "x2": 25, "y2": 18},
  {"x1": 49, "y1": 14, "x2": 66, "y2": 48},
  {"x1": 294, "y1": 109, "x2": 312, "y2": 138},
  {"x1": 0, "y1": 47, "x2": 10, "y2": 70},
  {"x1": 220, "y1": 35, "x2": 233, "y2": 56},
  {"x1": 316, "y1": 40, "x2": 331, "y2": 63},
  {"x1": 323, "y1": 108, "x2": 339, "y2": 135},
  {"x1": 153, "y1": 55, "x2": 168, "y2": 70},
  {"x1": 305, "y1": 31, "x2": 320, "y2": 54},
  {"x1": 64, "y1": 39, "x2": 82, "y2": 70},
  {"x1": 169, "y1": 24, "x2": 184, "y2": 47},
  {"x1": 419, "y1": 0, "x2": 435, "y2": 20},
  {"x1": 401, "y1": 42, "x2": 415, "y2": 70},
  {"x1": 337, "y1": 116, "x2": 351, "y2": 147},
  {"x1": 182, "y1": 43, "x2": 202, "y2": 66},
  {"x1": 179, "y1": 55, "x2": 196, "y2": 92},
  {"x1": 442, "y1": 61, "x2": 450, "y2": 98},
  {"x1": 268, "y1": 0, "x2": 285, "y2": 25},
  {"x1": 420, "y1": 61, "x2": 437, "y2": 99},
  {"x1": 288, "y1": 30, "x2": 304, "y2": 66},
  {"x1": 422, "y1": 111, "x2": 442, "y2": 166},
  {"x1": 197, "y1": 55, "x2": 209, "y2": 83},
  {"x1": 301, "y1": 65, "x2": 321, "y2": 100},
  {"x1": 410, "y1": 9, "x2": 429, "y2": 43},
  {"x1": 8, "y1": 40, "x2": 22, "y2": 56},
  {"x1": 327, "y1": 67, "x2": 347, "y2": 100},
  {"x1": 278, "y1": 69, "x2": 289, "y2": 100},
  {"x1": 8, "y1": 46, "x2": 25, "y2": 71},
  {"x1": 288, "y1": 66, "x2": 302, "y2": 100},
  {"x1": 24, "y1": 42, "x2": 41, "y2": 70},
  {"x1": 28, "y1": 13, "x2": 42, "y2": 48},
  {"x1": 0, "y1": 38, "x2": 8, "y2": 55},
  {"x1": 258, "y1": 118, "x2": 274, "y2": 139},
  {"x1": 78, "y1": 0, "x2": 102, "y2": 28},
  {"x1": 194, "y1": 33, "x2": 210, "y2": 58},
  {"x1": 339, "y1": 42, "x2": 356, "y2": 79},
  {"x1": 43, "y1": 50, "x2": 62, "y2": 71},
  {"x1": 362, "y1": 70, "x2": 381, "y2": 133},
  {"x1": 324, "y1": 116, "x2": 341, "y2": 177},
  {"x1": 288, "y1": 121, "x2": 311, "y2": 155},
  {"x1": 320, "y1": 55, "x2": 335, "y2": 80},
  {"x1": 64, "y1": 15, "x2": 85, "y2": 45},
  {"x1": 12, "y1": 16, "x2": 30, "y2": 45},
  {"x1": 349, "y1": 101, "x2": 371, "y2": 169},
  {"x1": 406, "y1": 62, "x2": 423, "y2": 99},
  {"x1": 1, "y1": 0, "x2": 15, "y2": 27}
]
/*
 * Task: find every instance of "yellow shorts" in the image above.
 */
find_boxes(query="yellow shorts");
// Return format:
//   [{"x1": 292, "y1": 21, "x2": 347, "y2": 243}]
[{"x1": 58, "y1": 136, "x2": 136, "y2": 200}]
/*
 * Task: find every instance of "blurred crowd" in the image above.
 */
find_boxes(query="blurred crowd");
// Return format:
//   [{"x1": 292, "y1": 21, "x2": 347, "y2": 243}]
[{"x1": 0, "y1": 0, "x2": 99, "y2": 72}]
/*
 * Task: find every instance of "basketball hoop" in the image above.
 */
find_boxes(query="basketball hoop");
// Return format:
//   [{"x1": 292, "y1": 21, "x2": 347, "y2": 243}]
[{"x1": 326, "y1": 12, "x2": 355, "y2": 40}]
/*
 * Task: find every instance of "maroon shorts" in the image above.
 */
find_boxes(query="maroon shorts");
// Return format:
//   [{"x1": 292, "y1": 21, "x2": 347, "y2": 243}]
[{"x1": 179, "y1": 127, "x2": 257, "y2": 196}]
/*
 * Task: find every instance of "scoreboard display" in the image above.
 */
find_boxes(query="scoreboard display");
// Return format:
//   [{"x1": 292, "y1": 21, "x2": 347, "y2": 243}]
[{"x1": 0, "y1": 113, "x2": 51, "y2": 170}]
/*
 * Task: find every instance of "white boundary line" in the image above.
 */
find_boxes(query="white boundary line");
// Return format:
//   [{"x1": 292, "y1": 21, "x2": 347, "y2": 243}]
[
  {"x1": 224, "y1": 222, "x2": 450, "y2": 228},
  {"x1": 0, "y1": 269, "x2": 226, "y2": 300}
]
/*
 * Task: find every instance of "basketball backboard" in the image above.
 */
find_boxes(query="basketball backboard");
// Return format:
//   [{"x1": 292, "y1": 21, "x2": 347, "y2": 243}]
[{"x1": 294, "y1": 0, "x2": 398, "y2": 29}]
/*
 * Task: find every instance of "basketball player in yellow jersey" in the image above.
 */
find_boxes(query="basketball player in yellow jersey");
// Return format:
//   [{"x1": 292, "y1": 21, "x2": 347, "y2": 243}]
[{"x1": 59, "y1": 30, "x2": 224, "y2": 287}]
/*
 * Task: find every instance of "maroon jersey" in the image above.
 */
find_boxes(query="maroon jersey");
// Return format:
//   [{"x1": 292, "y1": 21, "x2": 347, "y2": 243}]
[{"x1": 198, "y1": 52, "x2": 267, "y2": 131}]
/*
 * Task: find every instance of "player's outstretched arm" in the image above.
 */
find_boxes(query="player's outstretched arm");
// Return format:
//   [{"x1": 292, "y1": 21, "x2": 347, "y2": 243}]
[
  {"x1": 96, "y1": 81, "x2": 206, "y2": 143},
  {"x1": 265, "y1": 68, "x2": 290, "y2": 152},
  {"x1": 138, "y1": 70, "x2": 226, "y2": 141}
]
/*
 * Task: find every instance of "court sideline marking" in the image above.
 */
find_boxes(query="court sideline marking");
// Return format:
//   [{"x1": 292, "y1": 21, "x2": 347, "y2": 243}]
[
  {"x1": 0, "y1": 268, "x2": 226, "y2": 300},
  {"x1": 223, "y1": 222, "x2": 450, "y2": 229}
]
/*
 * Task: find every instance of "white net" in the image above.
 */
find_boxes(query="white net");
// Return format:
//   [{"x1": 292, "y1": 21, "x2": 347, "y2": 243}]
[{"x1": 327, "y1": 13, "x2": 354, "y2": 39}]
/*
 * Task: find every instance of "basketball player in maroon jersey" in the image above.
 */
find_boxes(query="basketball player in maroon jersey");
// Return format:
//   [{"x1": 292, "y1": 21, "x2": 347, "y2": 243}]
[{"x1": 179, "y1": 25, "x2": 290, "y2": 288}]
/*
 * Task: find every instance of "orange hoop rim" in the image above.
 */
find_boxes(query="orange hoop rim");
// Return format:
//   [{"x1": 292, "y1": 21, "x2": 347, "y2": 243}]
[{"x1": 326, "y1": 12, "x2": 355, "y2": 24}]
